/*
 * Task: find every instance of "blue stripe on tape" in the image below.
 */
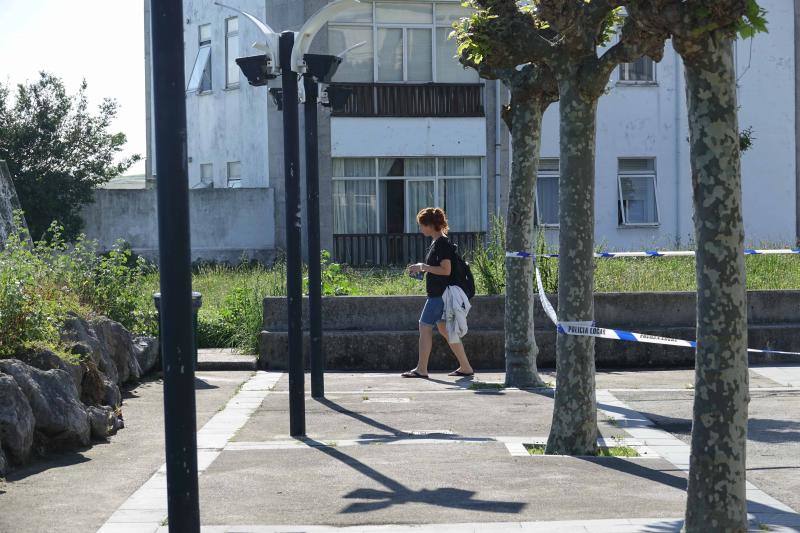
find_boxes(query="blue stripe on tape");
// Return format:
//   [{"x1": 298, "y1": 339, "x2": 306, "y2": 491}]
[
  {"x1": 645, "y1": 250, "x2": 663, "y2": 257},
  {"x1": 745, "y1": 249, "x2": 759, "y2": 255},
  {"x1": 615, "y1": 330, "x2": 638, "y2": 342}
]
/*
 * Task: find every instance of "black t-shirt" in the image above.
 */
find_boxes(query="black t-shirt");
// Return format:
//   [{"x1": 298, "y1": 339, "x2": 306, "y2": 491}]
[{"x1": 425, "y1": 236, "x2": 455, "y2": 297}]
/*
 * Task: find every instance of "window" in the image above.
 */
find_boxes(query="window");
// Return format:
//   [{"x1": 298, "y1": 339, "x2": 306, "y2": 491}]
[
  {"x1": 535, "y1": 158, "x2": 559, "y2": 227},
  {"x1": 200, "y1": 163, "x2": 214, "y2": 188},
  {"x1": 227, "y1": 161, "x2": 242, "y2": 188},
  {"x1": 332, "y1": 156, "x2": 482, "y2": 234},
  {"x1": 619, "y1": 56, "x2": 656, "y2": 83},
  {"x1": 225, "y1": 17, "x2": 239, "y2": 88},
  {"x1": 187, "y1": 24, "x2": 212, "y2": 93},
  {"x1": 618, "y1": 158, "x2": 659, "y2": 226},
  {"x1": 328, "y1": 1, "x2": 478, "y2": 83}
]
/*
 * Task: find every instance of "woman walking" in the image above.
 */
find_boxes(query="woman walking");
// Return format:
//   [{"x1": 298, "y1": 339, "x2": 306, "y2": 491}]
[{"x1": 402, "y1": 207, "x2": 475, "y2": 379}]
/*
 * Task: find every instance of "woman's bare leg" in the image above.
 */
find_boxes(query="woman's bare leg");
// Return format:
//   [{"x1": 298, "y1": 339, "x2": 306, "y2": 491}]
[
  {"x1": 436, "y1": 322, "x2": 474, "y2": 373},
  {"x1": 414, "y1": 323, "x2": 434, "y2": 375}
]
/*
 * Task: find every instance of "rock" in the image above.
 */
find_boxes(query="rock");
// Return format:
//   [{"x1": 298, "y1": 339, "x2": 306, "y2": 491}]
[
  {"x1": 0, "y1": 360, "x2": 90, "y2": 449},
  {"x1": 0, "y1": 372, "x2": 35, "y2": 464},
  {"x1": 102, "y1": 379, "x2": 122, "y2": 408},
  {"x1": 15, "y1": 347, "x2": 85, "y2": 398},
  {"x1": 91, "y1": 317, "x2": 142, "y2": 384},
  {"x1": 86, "y1": 406, "x2": 119, "y2": 440},
  {"x1": 61, "y1": 313, "x2": 119, "y2": 385},
  {"x1": 133, "y1": 336, "x2": 160, "y2": 375}
]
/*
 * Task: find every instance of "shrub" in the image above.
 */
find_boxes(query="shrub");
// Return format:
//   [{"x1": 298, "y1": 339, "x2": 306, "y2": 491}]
[{"x1": 472, "y1": 215, "x2": 506, "y2": 295}]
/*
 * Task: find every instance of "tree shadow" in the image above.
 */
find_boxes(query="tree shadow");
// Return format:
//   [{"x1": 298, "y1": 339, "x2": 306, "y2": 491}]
[
  {"x1": 309, "y1": 438, "x2": 526, "y2": 515},
  {"x1": 193, "y1": 377, "x2": 219, "y2": 390}
]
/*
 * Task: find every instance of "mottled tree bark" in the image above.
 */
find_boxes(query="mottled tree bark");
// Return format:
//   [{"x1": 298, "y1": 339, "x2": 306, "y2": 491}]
[
  {"x1": 545, "y1": 79, "x2": 598, "y2": 455},
  {"x1": 504, "y1": 88, "x2": 550, "y2": 389},
  {"x1": 682, "y1": 34, "x2": 749, "y2": 532}
]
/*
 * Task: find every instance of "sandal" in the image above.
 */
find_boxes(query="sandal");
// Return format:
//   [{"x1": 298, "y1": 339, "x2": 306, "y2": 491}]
[
  {"x1": 401, "y1": 370, "x2": 429, "y2": 379},
  {"x1": 448, "y1": 370, "x2": 474, "y2": 377}
]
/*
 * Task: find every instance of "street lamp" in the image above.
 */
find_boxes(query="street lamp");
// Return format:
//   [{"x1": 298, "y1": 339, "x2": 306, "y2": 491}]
[{"x1": 216, "y1": 0, "x2": 362, "y2": 434}]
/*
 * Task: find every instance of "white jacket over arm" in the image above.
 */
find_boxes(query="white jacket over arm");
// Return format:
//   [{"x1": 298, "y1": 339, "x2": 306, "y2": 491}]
[{"x1": 443, "y1": 285, "x2": 471, "y2": 344}]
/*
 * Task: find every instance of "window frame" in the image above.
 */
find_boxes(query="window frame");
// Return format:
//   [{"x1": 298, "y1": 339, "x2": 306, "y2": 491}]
[
  {"x1": 617, "y1": 56, "x2": 658, "y2": 85},
  {"x1": 226, "y1": 161, "x2": 242, "y2": 189},
  {"x1": 534, "y1": 158, "x2": 560, "y2": 228},
  {"x1": 200, "y1": 163, "x2": 214, "y2": 188},
  {"x1": 617, "y1": 158, "x2": 660, "y2": 227},
  {"x1": 225, "y1": 17, "x2": 240, "y2": 89},
  {"x1": 330, "y1": 1, "x2": 477, "y2": 84},
  {"x1": 331, "y1": 155, "x2": 483, "y2": 234}
]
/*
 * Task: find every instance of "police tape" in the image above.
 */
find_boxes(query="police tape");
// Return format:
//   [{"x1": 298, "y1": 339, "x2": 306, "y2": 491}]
[
  {"x1": 529, "y1": 254, "x2": 800, "y2": 357},
  {"x1": 507, "y1": 248, "x2": 800, "y2": 259}
]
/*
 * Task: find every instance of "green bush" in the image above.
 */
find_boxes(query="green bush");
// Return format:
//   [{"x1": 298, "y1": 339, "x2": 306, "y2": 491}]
[{"x1": 471, "y1": 215, "x2": 506, "y2": 295}]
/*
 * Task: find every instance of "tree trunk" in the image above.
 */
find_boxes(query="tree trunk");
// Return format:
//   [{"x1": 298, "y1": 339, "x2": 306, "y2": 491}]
[
  {"x1": 545, "y1": 80, "x2": 598, "y2": 456},
  {"x1": 504, "y1": 91, "x2": 548, "y2": 388},
  {"x1": 682, "y1": 35, "x2": 749, "y2": 533}
]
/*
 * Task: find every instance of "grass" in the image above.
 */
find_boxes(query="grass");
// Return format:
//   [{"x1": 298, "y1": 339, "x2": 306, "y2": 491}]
[{"x1": 524, "y1": 443, "x2": 640, "y2": 457}]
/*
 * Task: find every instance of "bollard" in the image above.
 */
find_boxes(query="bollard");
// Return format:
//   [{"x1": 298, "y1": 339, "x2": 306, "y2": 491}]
[{"x1": 154, "y1": 291, "x2": 203, "y2": 368}]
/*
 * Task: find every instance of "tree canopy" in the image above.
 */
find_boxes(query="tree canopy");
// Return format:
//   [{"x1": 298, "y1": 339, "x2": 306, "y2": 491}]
[{"x1": 0, "y1": 72, "x2": 139, "y2": 240}]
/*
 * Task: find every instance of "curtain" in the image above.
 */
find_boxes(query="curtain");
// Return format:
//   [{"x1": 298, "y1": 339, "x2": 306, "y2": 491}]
[
  {"x1": 537, "y1": 176, "x2": 559, "y2": 225},
  {"x1": 438, "y1": 157, "x2": 481, "y2": 176},
  {"x1": 377, "y1": 28, "x2": 403, "y2": 81},
  {"x1": 333, "y1": 158, "x2": 374, "y2": 177},
  {"x1": 379, "y1": 158, "x2": 403, "y2": 176},
  {"x1": 333, "y1": 180, "x2": 377, "y2": 233},
  {"x1": 620, "y1": 176, "x2": 658, "y2": 224},
  {"x1": 405, "y1": 158, "x2": 436, "y2": 177},
  {"x1": 328, "y1": 25, "x2": 374, "y2": 82},
  {"x1": 439, "y1": 178, "x2": 481, "y2": 232},
  {"x1": 435, "y1": 28, "x2": 478, "y2": 83},
  {"x1": 406, "y1": 181, "x2": 434, "y2": 232},
  {"x1": 407, "y1": 29, "x2": 433, "y2": 81}
]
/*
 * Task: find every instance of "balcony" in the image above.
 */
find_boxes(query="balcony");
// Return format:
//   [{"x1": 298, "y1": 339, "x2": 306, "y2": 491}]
[
  {"x1": 333, "y1": 232, "x2": 485, "y2": 267},
  {"x1": 329, "y1": 83, "x2": 484, "y2": 118}
]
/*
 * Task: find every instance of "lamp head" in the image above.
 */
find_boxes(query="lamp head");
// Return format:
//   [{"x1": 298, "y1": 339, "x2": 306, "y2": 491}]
[
  {"x1": 236, "y1": 55, "x2": 275, "y2": 86},
  {"x1": 322, "y1": 85, "x2": 352, "y2": 112},
  {"x1": 303, "y1": 54, "x2": 342, "y2": 83}
]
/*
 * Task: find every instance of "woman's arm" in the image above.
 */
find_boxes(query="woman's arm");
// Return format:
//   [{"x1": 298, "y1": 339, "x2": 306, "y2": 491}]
[{"x1": 410, "y1": 259, "x2": 451, "y2": 277}]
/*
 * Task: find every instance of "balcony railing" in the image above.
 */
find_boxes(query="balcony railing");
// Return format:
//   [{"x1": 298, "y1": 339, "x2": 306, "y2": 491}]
[
  {"x1": 333, "y1": 232, "x2": 485, "y2": 267},
  {"x1": 330, "y1": 83, "x2": 484, "y2": 118}
]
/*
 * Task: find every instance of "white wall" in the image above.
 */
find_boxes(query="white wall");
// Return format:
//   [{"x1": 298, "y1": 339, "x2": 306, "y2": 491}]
[
  {"x1": 331, "y1": 117, "x2": 487, "y2": 157},
  {"x1": 183, "y1": 0, "x2": 271, "y2": 189}
]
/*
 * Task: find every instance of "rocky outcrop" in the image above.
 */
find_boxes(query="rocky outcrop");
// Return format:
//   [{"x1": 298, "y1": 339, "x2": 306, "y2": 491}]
[
  {"x1": 133, "y1": 336, "x2": 160, "y2": 375},
  {"x1": 0, "y1": 373, "x2": 35, "y2": 464},
  {"x1": 0, "y1": 360, "x2": 90, "y2": 449},
  {"x1": 1, "y1": 315, "x2": 158, "y2": 473},
  {"x1": 86, "y1": 405, "x2": 121, "y2": 440},
  {"x1": 92, "y1": 318, "x2": 142, "y2": 384}
]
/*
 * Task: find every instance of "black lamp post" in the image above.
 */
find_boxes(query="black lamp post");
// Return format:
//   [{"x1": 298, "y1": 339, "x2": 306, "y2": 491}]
[{"x1": 150, "y1": 0, "x2": 200, "y2": 529}]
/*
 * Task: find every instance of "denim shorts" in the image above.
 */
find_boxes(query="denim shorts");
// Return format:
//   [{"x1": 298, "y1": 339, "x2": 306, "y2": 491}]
[{"x1": 419, "y1": 297, "x2": 445, "y2": 327}]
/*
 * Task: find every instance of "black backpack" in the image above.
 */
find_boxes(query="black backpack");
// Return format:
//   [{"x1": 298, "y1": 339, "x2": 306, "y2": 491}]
[{"x1": 449, "y1": 243, "x2": 476, "y2": 300}]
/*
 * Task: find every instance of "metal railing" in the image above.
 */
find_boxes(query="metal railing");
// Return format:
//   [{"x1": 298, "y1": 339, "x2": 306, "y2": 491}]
[
  {"x1": 330, "y1": 83, "x2": 484, "y2": 118},
  {"x1": 333, "y1": 232, "x2": 485, "y2": 267}
]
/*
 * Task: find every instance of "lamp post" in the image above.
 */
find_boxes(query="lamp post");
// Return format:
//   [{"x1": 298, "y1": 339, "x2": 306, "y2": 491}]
[
  {"x1": 219, "y1": 0, "x2": 361, "y2": 434},
  {"x1": 150, "y1": 0, "x2": 200, "y2": 529}
]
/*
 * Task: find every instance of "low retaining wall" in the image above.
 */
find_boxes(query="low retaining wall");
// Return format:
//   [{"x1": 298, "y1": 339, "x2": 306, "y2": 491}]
[{"x1": 258, "y1": 292, "x2": 800, "y2": 370}]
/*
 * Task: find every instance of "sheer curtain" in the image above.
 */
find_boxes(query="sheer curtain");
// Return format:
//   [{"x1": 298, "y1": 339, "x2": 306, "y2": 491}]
[
  {"x1": 620, "y1": 176, "x2": 658, "y2": 224},
  {"x1": 537, "y1": 176, "x2": 559, "y2": 225},
  {"x1": 439, "y1": 178, "x2": 481, "y2": 231},
  {"x1": 406, "y1": 181, "x2": 434, "y2": 232},
  {"x1": 435, "y1": 27, "x2": 478, "y2": 83},
  {"x1": 333, "y1": 180, "x2": 377, "y2": 233}
]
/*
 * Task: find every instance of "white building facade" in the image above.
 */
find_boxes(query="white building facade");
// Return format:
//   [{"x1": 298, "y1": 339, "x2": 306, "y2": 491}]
[{"x1": 145, "y1": 0, "x2": 800, "y2": 262}]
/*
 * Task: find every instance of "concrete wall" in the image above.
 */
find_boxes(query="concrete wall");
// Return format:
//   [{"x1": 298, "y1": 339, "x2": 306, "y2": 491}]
[
  {"x1": 81, "y1": 188, "x2": 276, "y2": 263},
  {"x1": 259, "y1": 292, "x2": 800, "y2": 370}
]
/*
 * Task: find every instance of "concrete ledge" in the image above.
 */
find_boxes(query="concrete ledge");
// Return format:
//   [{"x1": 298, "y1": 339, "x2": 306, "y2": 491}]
[{"x1": 258, "y1": 325, "x2": 800, "y2": 371}]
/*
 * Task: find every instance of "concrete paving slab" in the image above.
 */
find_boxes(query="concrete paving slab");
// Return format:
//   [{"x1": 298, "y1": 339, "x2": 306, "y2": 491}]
[
  {"x1": 0, "y1": 371, "x2": 254, "y2": 533},
  {"x1": 615, "y1": 388, "x2": 800, "y2": 514},
  {"x1": 198, "y1": 442, "x2": 689, "y2": 527},
  {"x1": 232, "y1": 374, "x2": 625, "y2": 442}
]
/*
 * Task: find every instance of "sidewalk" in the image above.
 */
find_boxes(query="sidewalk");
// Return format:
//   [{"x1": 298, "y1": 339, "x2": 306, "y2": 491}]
[{"x1": 108, "y1": 366, "x2": 800, "y2": 532}]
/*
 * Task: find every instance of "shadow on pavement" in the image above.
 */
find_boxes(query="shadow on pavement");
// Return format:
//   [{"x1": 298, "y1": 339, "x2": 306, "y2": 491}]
[
  {"x1": 4, "y1": 451, "x2": 91, "y2": 482},
  {"x1": 308, "y1": 437, "x2": 526, "y2": 515}
]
